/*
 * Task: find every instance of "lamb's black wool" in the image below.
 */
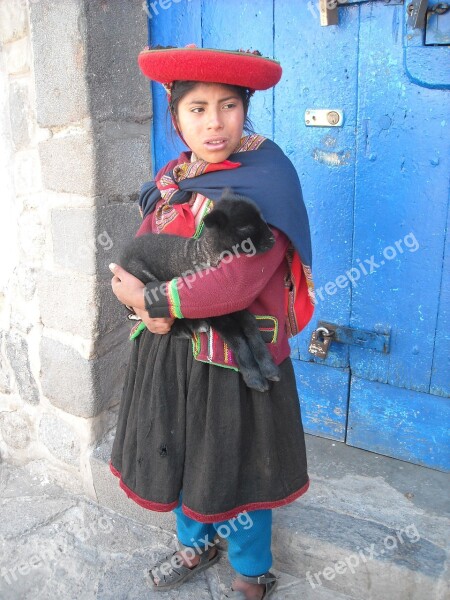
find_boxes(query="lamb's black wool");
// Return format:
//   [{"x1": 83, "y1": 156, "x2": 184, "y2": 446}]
[{"x1": 120, "y1": 188, "x2": 280, "y2": 391}]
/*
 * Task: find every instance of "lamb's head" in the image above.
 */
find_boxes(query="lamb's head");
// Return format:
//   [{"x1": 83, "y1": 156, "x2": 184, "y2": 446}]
[{"x1": 202, "y1": 189, "x2": 275, "y2": 256}]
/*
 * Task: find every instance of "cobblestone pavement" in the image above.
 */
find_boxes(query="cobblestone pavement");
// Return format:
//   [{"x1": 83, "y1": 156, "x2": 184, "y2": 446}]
[{"x1": 1, "y1": 462, "x2": 344, "y2": 600}]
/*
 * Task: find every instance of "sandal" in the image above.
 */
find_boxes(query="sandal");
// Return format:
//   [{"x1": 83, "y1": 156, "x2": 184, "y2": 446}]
[
  {"x1": 226, "y1": 571, "x2": 278, "y2": 599},
  {"x1": 146, "y1": 540, "x2": 220, "y2": 591}
]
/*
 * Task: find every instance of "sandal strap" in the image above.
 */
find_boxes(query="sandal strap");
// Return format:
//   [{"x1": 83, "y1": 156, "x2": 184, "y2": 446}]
[{"x1": 235, "y1": 571, "x2": 277, "y2": 585}]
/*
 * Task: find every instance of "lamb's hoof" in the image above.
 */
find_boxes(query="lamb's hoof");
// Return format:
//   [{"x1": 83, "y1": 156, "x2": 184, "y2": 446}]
[
  {"x1": 242, "y1": 373, "x2": 270, "y2": 393},
  {"x1": 259, "y1": 361, "x2": 280, "y2": 382}
]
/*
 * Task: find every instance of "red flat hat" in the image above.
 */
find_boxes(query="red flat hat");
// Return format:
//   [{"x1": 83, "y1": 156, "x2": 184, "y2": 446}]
[{"x1": 138, "y1": 45, "x2": 282, "y2": 91}]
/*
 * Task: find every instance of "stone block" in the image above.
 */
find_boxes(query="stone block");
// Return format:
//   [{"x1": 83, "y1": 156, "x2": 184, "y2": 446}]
[
  {"x1": 38, "y1": 272, "x2": 97, "y2": 338},
  {"x1": 0, "y1": 411, "x2": 32, "y2": 450},
  {"x1": 4, "y1": 331, "x2": 40, "y2": 405},
  {"x1": 30, "y1": 0, "x2": 89, "y2": 127},
  {"x1": 0, "y1": 0, "x2": 28, "y2": 44},
  {"x1": 40, "y1": 125, "x2": 148, "y2": 202},
  {"x1": 37, "y1": 271, "x2": 126, "y2": 338},
  {"x1": 40, "y1": 336, "x2": 131, "y2": 418},
  {"x1": 9, "y1": 78, "x2": 32, "y2": 149},
  {"x1": 94, "y1": 121, "x2": 151, "y2": 197},
  {"x1": 96, "y1": 203, "x2": 142, "y2": 278},
  {"x1": 96, "y1": 281, "x2": 130, "y2": 338},
  {"x1": 50, "y1": 207, "x2": 97, "y2": 275},
  {"x1": 39, "y1": 133, "x2": 95, "y2": 196},
  {"x1": 38, "y1": 413, "x2": 81, "y2": 467},
  {"x1": 51, "y1": 203, "x2": 140, "y2": 277},
  {"x1": 3, "y1": 36, "x2": 31, "y2": 75},
  {"x1": 92, "y1": 321, "x2": 133, "y2": 361},
  {"x1": 84, "y1": 0, "x2": 151, "y2": 123}
]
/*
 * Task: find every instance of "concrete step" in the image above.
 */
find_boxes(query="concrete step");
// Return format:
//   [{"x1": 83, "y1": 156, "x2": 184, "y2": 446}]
[{"x1": 90, "y1": 433, "x2": 450, "y2": 600}]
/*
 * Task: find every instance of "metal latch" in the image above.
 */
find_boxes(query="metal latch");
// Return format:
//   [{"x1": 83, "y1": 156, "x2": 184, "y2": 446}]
[
  {"x1": 308, "y1": 321, "x2": 391, "y2": 359},
  {"x1": 305, "y1": 109, "x2": 344, "y2": 127}
]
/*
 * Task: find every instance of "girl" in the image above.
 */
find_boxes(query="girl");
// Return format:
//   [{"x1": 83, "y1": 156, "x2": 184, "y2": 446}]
[{"x1": 109, "y1": 44, "x2": 315, "y2": 600}]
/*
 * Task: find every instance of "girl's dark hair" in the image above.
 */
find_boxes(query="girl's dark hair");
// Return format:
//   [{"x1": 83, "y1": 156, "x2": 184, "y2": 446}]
[{"x1": 166, "y1": 80, "x2": 255, "y2": 147}]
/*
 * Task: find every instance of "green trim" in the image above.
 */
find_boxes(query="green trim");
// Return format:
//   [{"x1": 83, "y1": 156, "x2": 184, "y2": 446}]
[
  {"x1": 191, "y1": 333, "x2": 201, "y2": 357},
  {"x1": 255, "y1": 315, "x2": 279, "y2": 344},
  {"x1": 168, "y1": 279, "x2": 183, "y2": 318},
  {"x1": 193, "y1": 221, "x2": 204, "y2": 239},
  {"x1": 191, "y1": 329, "x2": 240, "y2": 372},
  {"x1": 193, "y1": 199, "x2": 213, "y2": 239},
  {"x1": 129, "y1": 321, "x2": 146, "y2": 341},
  {"x1": 193, "y1": 353, "x2": 240, "y2": 372}
]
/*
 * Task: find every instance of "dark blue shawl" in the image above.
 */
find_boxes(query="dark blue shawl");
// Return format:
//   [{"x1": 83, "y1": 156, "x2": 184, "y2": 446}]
[{"x1": 139, "y1": 138, "x2": 312, "y2": 268}]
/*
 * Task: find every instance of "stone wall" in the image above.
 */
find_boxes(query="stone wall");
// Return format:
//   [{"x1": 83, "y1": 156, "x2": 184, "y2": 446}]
[{"x1": 0, "y1": 0, "x2": 151, "y2": 495}]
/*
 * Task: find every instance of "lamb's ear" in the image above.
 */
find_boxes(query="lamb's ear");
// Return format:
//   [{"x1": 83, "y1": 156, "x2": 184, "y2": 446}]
[{"x1": 203, "y1": 209, "x2": 228, "y2": 229}]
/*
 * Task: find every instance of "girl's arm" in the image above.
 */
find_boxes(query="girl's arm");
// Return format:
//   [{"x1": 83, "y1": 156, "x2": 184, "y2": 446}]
[{"x1": 143, "y1": 227, "x2": 289, "y2": 319}]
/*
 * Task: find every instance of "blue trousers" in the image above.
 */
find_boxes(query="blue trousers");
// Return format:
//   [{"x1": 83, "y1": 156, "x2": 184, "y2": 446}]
[{"x1": 173, "y1": 497, "x2": 273, "y2": 576}]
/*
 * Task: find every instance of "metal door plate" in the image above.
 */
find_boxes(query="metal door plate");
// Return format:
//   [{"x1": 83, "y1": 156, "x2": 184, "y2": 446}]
[{"x1": 305, "y1": 109, "x2": 344, "y2": 127}]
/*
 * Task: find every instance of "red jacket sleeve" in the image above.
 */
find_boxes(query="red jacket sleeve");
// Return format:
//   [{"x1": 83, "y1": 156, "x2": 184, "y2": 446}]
[{"x1": 143, "y1": 227, "x2": 289, "y2": 319}]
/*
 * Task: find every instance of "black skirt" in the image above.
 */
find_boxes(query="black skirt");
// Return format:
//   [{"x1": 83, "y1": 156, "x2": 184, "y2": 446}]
[{"x1": 110, "y1": 327, "x2": 309, "y2": 523}]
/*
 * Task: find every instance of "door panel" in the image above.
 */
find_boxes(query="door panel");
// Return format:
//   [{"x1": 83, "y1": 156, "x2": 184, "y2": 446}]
[
  {"x1": 347, "y1": 376, "x2": 450, "y2": 471},
  {"x1": 431, "y1": 203, "x2": 450, "y2": 397},
  {"x1": 349, "y1": 2, "x2": 449, "y2": 392},
  {"x1": 294, "y1": 361, "x2": 350, "y2": 441},
  {"x1": 274, "y1": 0, "x2": 360, "y2": 438},
  {"x1": 149, "y1": 0, "x2": 450, "y2": 469}
]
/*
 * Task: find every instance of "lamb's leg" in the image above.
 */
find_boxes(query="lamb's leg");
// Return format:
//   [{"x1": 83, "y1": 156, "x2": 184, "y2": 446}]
[
  {"x1": 170, "y1": 320, "x2": 195, "y2": 338},
  {"x1": 231, "y1": 311, "x2": 280, "y2": 382},
  {"x1": 207, "y1": 315, "x2": 269, "y2": 392},
  {"x1": 171, "y1": 318, "x2": 209, "y2": 339}
]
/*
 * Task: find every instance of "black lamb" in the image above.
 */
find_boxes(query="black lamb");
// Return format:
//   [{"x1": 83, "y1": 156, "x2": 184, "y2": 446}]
[{"x1": 119, "y1": 188, "x2": 281, "y2": 392}]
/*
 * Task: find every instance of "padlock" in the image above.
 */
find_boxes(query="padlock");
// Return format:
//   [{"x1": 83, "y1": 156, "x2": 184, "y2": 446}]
[{"x1": 308, "y1": 327, "x2": 334, "y2": 359}]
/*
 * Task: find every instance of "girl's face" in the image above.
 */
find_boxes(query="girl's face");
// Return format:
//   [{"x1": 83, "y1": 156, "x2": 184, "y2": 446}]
[{"x1": 174, "y1": 83, "x2": 245, "y2": 163}]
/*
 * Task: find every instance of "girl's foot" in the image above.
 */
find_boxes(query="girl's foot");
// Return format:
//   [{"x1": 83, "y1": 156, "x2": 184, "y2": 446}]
[
  {"x1": 228, "y1": 572, "x2": 278, "y2": 599},
  {"x1": 151, "y1": 545, "x2": 218, "y2": 586},
  {"x1": 231, "y1": 577, "x2": 265, "y2": 600}
]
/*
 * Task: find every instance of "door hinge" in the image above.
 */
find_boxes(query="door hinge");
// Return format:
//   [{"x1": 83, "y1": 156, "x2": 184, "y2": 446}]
[
  {"x1": 319, "y1": 0, "x2": 404, "y2": 27},
  {"x1": 407, "y1": 0, "x2": 450, "y2": 29}
]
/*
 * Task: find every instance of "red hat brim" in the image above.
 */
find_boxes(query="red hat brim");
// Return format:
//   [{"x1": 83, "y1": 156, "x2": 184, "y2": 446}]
[{"x1": 138, "y1": 47, "x2": 282, "y2": 91}]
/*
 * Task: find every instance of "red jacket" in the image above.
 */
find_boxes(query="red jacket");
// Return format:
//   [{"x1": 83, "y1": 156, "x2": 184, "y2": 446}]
[{"x1": 133, "y1": 202, "x2": 294, "y2": 370}]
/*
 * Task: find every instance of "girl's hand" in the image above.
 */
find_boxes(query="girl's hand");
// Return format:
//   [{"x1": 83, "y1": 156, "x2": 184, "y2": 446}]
[
  {"x1": 109, "y1": 263, "x2": 146, "y2": 309},
  {"x1": 133, "y1": 307, "x2": 175, "y2": 335}
]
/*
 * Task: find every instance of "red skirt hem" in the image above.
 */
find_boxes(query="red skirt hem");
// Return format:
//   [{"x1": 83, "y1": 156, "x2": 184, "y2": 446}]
[
  {"x1": 109, "y1": 462, "x2": 179, "y2": 512},
  {"x1": 110, "y1": 461, "x2": 309, "y2": 522}
]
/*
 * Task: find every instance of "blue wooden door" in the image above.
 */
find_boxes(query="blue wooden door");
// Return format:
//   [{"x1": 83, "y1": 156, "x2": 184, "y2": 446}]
[{"x1": 148, "y1": 1, "x2": 450, "y2": 472}]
